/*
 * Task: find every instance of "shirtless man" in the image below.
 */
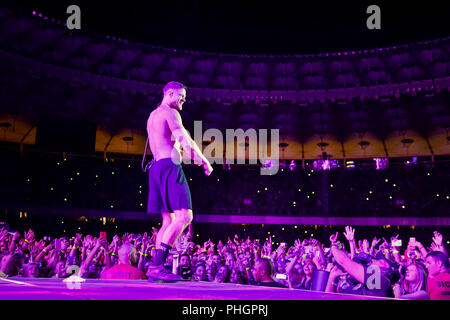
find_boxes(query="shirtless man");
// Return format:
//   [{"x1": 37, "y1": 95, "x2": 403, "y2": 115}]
[{"x1": 146, "y1": 81, "x2": 213, "y2": 281}]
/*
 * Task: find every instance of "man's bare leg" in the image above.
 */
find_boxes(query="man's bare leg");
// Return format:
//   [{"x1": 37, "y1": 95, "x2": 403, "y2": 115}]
[
  {"x1": 161, "y1": 209, "x2": 193, "y2": 246},
  {"x1": 148, "y1": 209, "x2": 193, "y2": 281},
  {"x1": 155, "y1": 212, "x2": 173, "y2": 249}
]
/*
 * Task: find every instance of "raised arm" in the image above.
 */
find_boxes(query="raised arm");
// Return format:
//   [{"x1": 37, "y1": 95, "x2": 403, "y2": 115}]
[
  {"x1": 329, "y1": 232, "x2": 365, "y2": 284},
  {"x1": 343, "y1": 226, "x2": 356, "y2": 259}
]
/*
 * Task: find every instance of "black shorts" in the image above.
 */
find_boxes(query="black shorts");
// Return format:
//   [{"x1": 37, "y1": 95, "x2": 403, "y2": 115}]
[{"x1": 147, "y1": 158, "x2": 192, "y2": 214}]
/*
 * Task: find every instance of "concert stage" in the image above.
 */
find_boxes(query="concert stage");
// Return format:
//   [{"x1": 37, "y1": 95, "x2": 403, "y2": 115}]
[{"x1": 0, "y1": 277, "x2": 390, "y2": 300}]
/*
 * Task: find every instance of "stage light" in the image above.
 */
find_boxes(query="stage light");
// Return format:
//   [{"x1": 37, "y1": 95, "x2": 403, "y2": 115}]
[
  {"x1": 346, "y1": 160, "x2": 355, "y2": 170},
  {"x1": 96, "y1": 175, "x2": 99, "y2": 178},
  {"x1": 393, "y1": 184, "x2": 396, "y2": 187},
  {"x1": 330, "y1": 184, "x2": 334, "y2": 188},
  {"x1": 298, "y1": 189, "x2": 301, "y2": 192},
  {"x1": 369, "y1": 191, "x2": 373, "y2": 194},
  {"x1": 112, "y1": 171, "x2": 115, "y2": 175},
  {"x1": 366, "y1": 197, "x2": 369, "y2": 201},
  {"x1": 294, "y1": 226, "x2": 297, "y2": 229},
  {"x1": 436, "y1": 194, "x2": 439, "y2": 197},
  {"x1": 385, "y1": 179, "x2": 389, "y2": 182},
  {"x1": 64, "y1": 198, "x2": 67, "y2": 202},
  {"x1": 374, "y1": 158, "x2": 388, "y2": 170},
  {"x1": 50, "y1": 187, "x2": 54, "y2": 191},
  {"x1": 404, "y1": 157, "x2": 417, "y2": 166},
  {"x1": 402, "y1": 205, "x2": 406, "y2": 209},
  {"x1": 289, "y1": 160, "x2": 296, "y2": 171},
  {"x1": 264, "y1": 187, "x2": 268, "y2": 191}
]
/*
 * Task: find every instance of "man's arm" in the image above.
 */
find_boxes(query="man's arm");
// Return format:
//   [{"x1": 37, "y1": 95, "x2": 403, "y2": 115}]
[
  {"x1": 166, "y1": 109, "x2": 212, "y2": 170},
  {"x1": 330, "y1": 246, "x2": 365, "y2": 284}
]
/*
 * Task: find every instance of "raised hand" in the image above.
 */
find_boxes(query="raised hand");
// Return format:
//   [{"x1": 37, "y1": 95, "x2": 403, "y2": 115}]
[
  {"x1": 294, "y1": 239, "x2": 303, "y2": 253},
  {"x1": 329, "y1": 232, "x2": 338, "y2": 244},
  {"x1": 432, "y1": 231, "x2": 443, "y2": 246},
  {"x1": 25, "y1": 229, "x2": 35, "y2": 243},
  {"x1": 362, "y1": 239, "x2": 370, "y2": 253},
  {"x1": 310, "y1": 238, "x2": 319, "y2": 248},
  {"x1": 371, "y1": 237, "x2": 380, "y2": 248},
  {"x1": 343, "y1": 226, "x2": 355, "y2": 241},
  {"x1": 429, "y1": 242, "x2": 440, "y2": 252},
  {"x1": 0, "y1": 229, "x2": 8, "y2": 240}
]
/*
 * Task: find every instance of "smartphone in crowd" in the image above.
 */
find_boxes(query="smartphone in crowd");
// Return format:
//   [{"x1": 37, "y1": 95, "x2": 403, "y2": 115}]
[
  {"x1": 99, "y1": 232, "x2": 107, "y2": 241},
  {"x1": 275, "y1": 274, "x2": 287, "y2": 280},
  {"x1": 409, "y1": 237, "x2": 416, "y2": 246},
  {"x1": 391, "y1": 239, "x2": 402, "y2": 247}
]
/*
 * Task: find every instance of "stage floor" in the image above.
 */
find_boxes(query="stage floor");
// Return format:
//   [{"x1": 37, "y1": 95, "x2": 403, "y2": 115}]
[{"x1": 0, "y1": 277, "x2": 390, "y2": 300}]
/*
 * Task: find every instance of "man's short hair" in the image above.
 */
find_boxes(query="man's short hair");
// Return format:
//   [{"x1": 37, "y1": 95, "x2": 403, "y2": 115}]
[
  {"x1": 426, "y1": 251, "x2": 449, "y2": 269},
  {"x1": 118, "y1": 243, "x2": 135, "y2": 258},
  {"x1": 163, "y1": 81, "x2": 186, "y2": 95}
]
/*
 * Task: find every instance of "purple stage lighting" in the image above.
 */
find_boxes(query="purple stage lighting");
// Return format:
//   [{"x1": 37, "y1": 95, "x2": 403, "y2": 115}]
[
  {"x1": 289, "y1": 160, "x2": 296, "y2": 171},
  {"x1": 405, "y1": 157, "x2": 418, "y2": 166},
  {"x1": 313, "y1": 160, "x2": 338, "y2": 171},
  {"x1": 374, "y1": 158, "x2": 389, "y2": 170}
]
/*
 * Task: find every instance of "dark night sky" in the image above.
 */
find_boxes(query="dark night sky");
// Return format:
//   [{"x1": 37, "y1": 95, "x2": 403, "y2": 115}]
[{"x1": 10, "y1": 0, "x2": 450, "y2": 55}]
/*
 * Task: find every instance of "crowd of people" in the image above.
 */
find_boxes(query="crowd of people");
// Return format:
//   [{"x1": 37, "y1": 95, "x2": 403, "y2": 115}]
[
  {"x1": 1, "y1": 149, "x2": 449, "y2": 218},
  {"x1": 1, "y1": 223, "x2": 449, "y2": 299}
]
